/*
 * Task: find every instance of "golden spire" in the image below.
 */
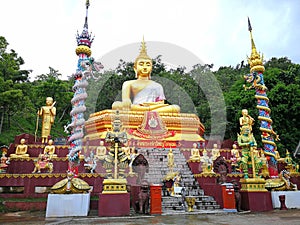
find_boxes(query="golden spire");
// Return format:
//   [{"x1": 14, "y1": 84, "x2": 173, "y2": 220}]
[
  {"x1": 135, "y1": 36, "x2": 152, "y2": 64},
  {"x1": 247, "y1": 17, "x2": 265, "y2": 73}
]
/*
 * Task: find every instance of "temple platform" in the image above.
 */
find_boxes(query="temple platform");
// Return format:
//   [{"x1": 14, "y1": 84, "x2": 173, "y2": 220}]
[{"x1": 84, "y1": 110, "x2": 205, "y2": 147}]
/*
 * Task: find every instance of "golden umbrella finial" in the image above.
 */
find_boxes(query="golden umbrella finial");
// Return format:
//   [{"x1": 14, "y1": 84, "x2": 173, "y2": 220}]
[{"x1": 247, "y1": 17, "x2": 265, "y2": 73}]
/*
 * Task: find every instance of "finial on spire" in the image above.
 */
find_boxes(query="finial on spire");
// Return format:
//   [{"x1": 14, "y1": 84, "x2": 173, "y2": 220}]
[
  {"x1": 75, "y1": 0, "x2": 94, "y2": 56},
  {"x1": 247, "y1": 17, "x2": 265, "y2": 73},
  {"x1": 135, "y1": 37, "x2": 151, "y2": 64}
]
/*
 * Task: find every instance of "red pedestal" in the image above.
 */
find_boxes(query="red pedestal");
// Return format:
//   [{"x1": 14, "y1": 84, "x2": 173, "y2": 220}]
[
  {"x1": 150, "y1": 184, "x2": 162, "y2": 215},
  {"x1": 240, "y1": 191, "x2": 272, "y2": 212},
  {"x1": 188, "y1": 162, "x2": 200, "y2": 174},
  {"x1": 221, "y1": 183, "x2": 236, "y2": 211},
  {"x1": 98, "y1": 193, "x2": 130, "y2": 217}
]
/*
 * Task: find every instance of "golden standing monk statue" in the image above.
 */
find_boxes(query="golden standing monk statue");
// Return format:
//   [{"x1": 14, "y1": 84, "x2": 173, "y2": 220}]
[
  {"x1": 38, "y1": 97, "x2": 56, "y2": 143},
  {"x1": 10, "y1": 138, "x2": 29, "y2": 158},
  {"x1": 167, "y1": 148, "x2": 175, "y2": 173},
  {"x1": 239, "y1": 109, "x2": 254, "y2": 130},
  {"x1": 112, "y1": 38, "x2": 180, "y2": 113}
]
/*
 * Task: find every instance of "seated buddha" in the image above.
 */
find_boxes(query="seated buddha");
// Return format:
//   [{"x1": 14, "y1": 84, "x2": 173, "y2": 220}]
[
  {"x1": 95, "y1": 140, "x2": 107, "y2": 160},
  {"x1": 43, "y1": 139, "x2": 57, "y2": 158},
  {"x1": 10, "y1": 138, "x2": 29, "y2": 158},
  {"x1": 189, "y1": 143, "x2": 201, "y2": 162},
  {"x1": 112, "y1": 39, "x2": 180, "y2": 113},
  {"x1": 211, "y1": 144, "x2": 220, "y2": 161}
]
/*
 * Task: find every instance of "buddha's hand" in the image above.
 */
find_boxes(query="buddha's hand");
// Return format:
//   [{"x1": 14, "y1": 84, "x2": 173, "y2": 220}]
[{"x1": 122, "y1": 99, "x2": 132, "y2": 110}]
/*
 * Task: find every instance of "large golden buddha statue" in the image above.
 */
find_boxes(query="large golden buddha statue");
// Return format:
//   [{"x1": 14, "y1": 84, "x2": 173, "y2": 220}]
[
  {"x1": 84, "y1": 39, "x2": 205, "y2": 145},
  {"x1": 112, "y1": 39, "x2": 180, "y2": 113}
]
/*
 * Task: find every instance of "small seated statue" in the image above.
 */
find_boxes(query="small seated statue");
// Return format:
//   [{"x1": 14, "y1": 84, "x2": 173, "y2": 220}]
[
  {"x1": 284, "y1": 150, "x2": 298, "y2": 174},
  {"x1": 211, "y1": 143, "x2": 220, "y2": 161},
  {"x1": 200, "y1": 149, "x2": 214, "y2": 174},
  {"x1": 112, "y1": 38, "x2": 180, "y2": 113},
  {"x1": 95, "y1": 140, "x2": 107, "y2": 160},
  {"x1": 10, "y1": 138, "x2": 29, "y2": 158},
  {"x1": 189, "y1": 143, "x2": 201, "y2": 162},
  {"x1": 43, "y1": 139, "x2": 57, "y2": 158}
]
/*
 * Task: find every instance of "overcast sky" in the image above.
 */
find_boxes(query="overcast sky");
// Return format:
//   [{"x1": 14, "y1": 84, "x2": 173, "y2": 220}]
[{"x1": 1, "y1": 0, "x2": 300, "y2": 80}]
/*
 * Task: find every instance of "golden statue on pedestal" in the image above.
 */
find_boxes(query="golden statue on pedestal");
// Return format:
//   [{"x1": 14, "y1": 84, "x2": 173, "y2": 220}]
[
  {"x1": 84, "y1": 39, "x2": 205, "y2": 144},
  {"x1": 37, "y1": 97, "x2": 56, "y2": 143},
  {"x1": 189, "y1": 143, "x2": 201, "y2": 162},
  {"x1": 95, "y1": 140, "x2": 107, "y2": 160},
  {"x1": 211, "y1": 143, "x2": 220, "y2": 161},
  {"x1": 239, "y1": 109, "x2": 254, "y2": 131},
  {"x1": 10, "y1": 138, "x2": 29, "y2": 158},
  {"x1": 200, "y1": 149, "x2": 214, "y2": 174},
  {"x1": 43, "y1": 139, "x2": 57, "y2": 158},
  {"x1": 112, "y1": 38, "x2": 180, "y2": 113}
]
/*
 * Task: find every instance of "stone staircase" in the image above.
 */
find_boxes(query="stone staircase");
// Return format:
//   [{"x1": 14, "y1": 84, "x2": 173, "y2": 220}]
[{"x1": 137, "y1": 148, "x2": 220, "y2": 212}]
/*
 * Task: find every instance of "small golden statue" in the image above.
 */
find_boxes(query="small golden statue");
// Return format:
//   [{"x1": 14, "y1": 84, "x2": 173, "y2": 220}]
[
  {"x1": 211, "y1": 143, "x2": 220, "y2": 161},
  {"x1": 95, "y1": 140, "x2": 107, "y2": 160},
  {"x1": 43, "y1": 139, "x2": 57, "y2": 158},
  {"x1": 10, "y1": 138, "x2": 29, "y2": 158},
  {"x1": 112, "y1": 38, "x2": 180, "y2": 113},
  {"x1": 189, "y1": 143, "x2": 201, "y2": 162},
  {"x1": 284, "y1": 150, "x2": 299, "y2": 174},
  {"x1": 167, "y1": 148, "x2": 175, "y2": 173},
  {"x1": 259, "y1": 150, "x2": 269, "y2": 177},
  {"x1": 185, "y1": 196, "x2": 196, "y2": 212},
  {"x1": 37, "y1": 97, "x2": 56, "y2": 143},
  {"x1": 239, "y1": 109, "x2": 254, "y2": 131}
]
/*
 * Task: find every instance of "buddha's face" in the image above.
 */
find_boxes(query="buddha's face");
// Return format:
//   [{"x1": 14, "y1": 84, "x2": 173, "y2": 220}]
[
  {"x1": 48, "y1": 140, "x2": 53, "y2": 145},
  {"x1": 46, "y1": 97, "x2": 53, "y2": 106},
  {"x1": 134, "y1": 59, "x2": 152, "y2": 78}
]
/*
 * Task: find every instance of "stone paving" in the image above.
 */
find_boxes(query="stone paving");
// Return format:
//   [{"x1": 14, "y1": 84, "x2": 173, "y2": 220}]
[{"x1": 1, "y1": 209, "x2": 300, "y2": 225}]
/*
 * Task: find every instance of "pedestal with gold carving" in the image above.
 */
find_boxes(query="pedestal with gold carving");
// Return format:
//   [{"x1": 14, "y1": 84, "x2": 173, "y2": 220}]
[
  {"x1": 84, "y1": 110, "x2": 205, "y2": 147},
  {"x1": 240, "y1": 178, "x2": 273, "y2": 211},
  {"x1": 98, "y1": 178, "x2": 130, "y2": 216}
]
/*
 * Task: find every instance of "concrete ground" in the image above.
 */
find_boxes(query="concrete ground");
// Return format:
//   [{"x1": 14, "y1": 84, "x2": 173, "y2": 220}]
[{"x1": 1, "y1": 209, "x2": 300, "y2": 225}]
